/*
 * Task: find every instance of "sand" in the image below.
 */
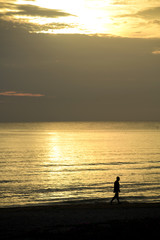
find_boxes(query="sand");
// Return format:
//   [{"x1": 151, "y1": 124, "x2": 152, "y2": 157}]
[{"x1": 0, "y1": 201, "x2": 160, "y2": 239}]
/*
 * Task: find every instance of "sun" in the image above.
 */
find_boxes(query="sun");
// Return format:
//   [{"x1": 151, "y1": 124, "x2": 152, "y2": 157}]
[{"x1": 21, "y1": 0, "x2": 112, "y2": 35}]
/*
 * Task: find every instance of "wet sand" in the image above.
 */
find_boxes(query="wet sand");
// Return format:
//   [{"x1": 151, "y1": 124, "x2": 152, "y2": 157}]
[{"x1": 0, "y1": 202, "x2": 160, "y2": 239}]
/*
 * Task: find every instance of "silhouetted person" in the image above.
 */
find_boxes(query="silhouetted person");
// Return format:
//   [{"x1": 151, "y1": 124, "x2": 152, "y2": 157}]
[{"x1": 111, "y1": 176, "x2": 120, "y2": 204}]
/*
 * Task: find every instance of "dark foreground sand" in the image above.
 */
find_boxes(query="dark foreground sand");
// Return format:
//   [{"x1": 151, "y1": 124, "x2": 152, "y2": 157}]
[{"x1": 0, "y1": 202, "x2": 160, "y2": 239}]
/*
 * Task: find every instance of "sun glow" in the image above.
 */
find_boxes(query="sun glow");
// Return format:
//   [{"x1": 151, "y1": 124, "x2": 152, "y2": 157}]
[
  {"x1": 2, "y1": 0, "x2": 160, "y2": 38},
  {"x1": 25, "y1": 0, "x2": 114, "y2": 35},
  {"x1": 30, "y1": 0, "x2": 85, "y2": 16}
]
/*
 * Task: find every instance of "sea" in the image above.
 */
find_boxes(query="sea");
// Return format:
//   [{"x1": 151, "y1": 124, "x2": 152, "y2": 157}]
[{"x1": 0, "y1": 122, "x2": 160, "y2": 208}]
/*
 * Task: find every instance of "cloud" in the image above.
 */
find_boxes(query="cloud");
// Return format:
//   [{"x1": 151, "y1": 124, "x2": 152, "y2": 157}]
[
  {"x1": 136, "y1": 7, "x2": 160, "y2": 19},
  {"x1": 2, "y1": 18, "x2": 74, "y2": 32},
  {"x1": 0, "y1": 17, "x2": 75, "y2": 36},
  {"x1": 112, "y1": 0, "x2": 129, "y2": 5},
  {"x1": 148, "y1": 19, "x2": 160, "y2": 25},
  {"x1": 0, "y1": 4, "x2": 74, "y2": 18},
  {"x1": 0, "y1": 2, "x2": 75, "y2": 33},
  {"x1": 0, "y1": 91, "x2": 45, "y2": 97},
  {"x1": 117, "y1": 6, "x2": 160, "y2": 21},
  {"x1": 152, "y1": 49, "x2": 160, "y2": 55}
]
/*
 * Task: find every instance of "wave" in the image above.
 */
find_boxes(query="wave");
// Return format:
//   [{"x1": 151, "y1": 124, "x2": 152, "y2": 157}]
[
  {"x1": 0, "y1": 180, "x2": 22, "y2": 184},
  {"x1": 29, "y1": 183, "x2": 160, "y2": 195}
]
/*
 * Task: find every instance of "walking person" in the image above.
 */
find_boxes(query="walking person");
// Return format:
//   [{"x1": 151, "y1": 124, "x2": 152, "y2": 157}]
[{"x1": 111, "y1": 176, "x2": 120, "y2": 204}]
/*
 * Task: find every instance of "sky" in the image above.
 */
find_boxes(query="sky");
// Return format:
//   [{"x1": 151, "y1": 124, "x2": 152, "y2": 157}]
[{"x1": 0, "y1": 0, "x2": 160, "y2": 122}]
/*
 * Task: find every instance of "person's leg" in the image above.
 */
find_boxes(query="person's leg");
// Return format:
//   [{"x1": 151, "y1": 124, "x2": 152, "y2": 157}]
[
  {"x1": 111, "y1": 193, "x2": 116, "y2": 203},
  {"x1": 116, "y1": 192, "x2": 120, "y2": 203}
]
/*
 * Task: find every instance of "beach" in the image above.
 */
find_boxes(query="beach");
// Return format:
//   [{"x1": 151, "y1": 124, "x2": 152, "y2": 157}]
[
  {"x1": 0, "y1": 201, "x2": 160, "y2": 239},
  {"x1": 0, "y1": 123, "x2": 160, "y2": 238}
]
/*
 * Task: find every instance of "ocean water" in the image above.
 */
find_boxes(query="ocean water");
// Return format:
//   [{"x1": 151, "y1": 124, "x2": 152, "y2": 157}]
[{"x1": 0, "y1": 122, "x2": 160, "y2": 207}]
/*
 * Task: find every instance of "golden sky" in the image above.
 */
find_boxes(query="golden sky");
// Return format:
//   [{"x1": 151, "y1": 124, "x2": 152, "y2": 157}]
[{"x1": 1, "y1": 0, "x2": 160, "y2": 38}]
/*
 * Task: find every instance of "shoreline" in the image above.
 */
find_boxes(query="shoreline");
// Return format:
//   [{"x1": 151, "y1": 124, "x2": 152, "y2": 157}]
[
  {"x1": 1, "y1": 200, "x2": 160, "y2": 209},
  {"x1": 1, "y1": 197, "x2": 160, "y2": 209},
  {"x1": 0, "y1": 202, "x2": 160, "y2": 239}
]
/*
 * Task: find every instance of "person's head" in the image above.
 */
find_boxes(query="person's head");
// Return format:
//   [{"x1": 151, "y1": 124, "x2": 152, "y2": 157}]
[{"x1": 116, "y1": 176, "x2": 120, "y2": 181}]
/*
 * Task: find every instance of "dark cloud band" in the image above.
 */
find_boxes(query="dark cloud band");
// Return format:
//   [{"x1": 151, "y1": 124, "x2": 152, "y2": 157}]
[{"x1": 1, "y1": 3, "x2": 74, "y2": 18}]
